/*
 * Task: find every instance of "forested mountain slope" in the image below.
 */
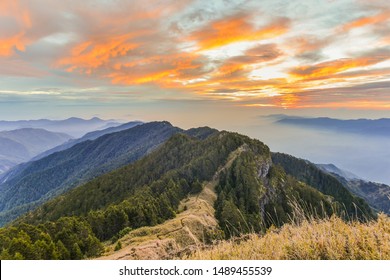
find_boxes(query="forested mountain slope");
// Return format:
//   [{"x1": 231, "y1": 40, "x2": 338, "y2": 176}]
[
  {"x1": 0, "y1": 122, "x2": 183, "y2": 225},
  {"x1": 317, "y1": 164, "x2": 390, "y2": 214},
  {"x1": 271, "y1": 152, "x2": 374, "y2": 220},
  {"x1": 0, "y1": 129, "x2": 375, "y2": 259}
]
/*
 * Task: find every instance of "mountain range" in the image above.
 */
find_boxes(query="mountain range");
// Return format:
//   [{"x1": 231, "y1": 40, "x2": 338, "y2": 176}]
[
  {"x1": 0, "y1": 121, "x2": 182, "y2": 225},
  {"x1": 0, "y1": 117, "x2": 122, "y2": 138},
  {"x1": 0, "y1": 120, "x2": 387, "y2": 260}
]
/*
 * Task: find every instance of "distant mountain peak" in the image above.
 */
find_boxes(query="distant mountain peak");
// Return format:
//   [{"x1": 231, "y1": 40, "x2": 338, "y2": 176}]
[
  {"x1": 65, "y1": 117, "x2": 83, "y2": 121},
  {"x1": 316, "y1": 163, "x2": 361, "y2": 181}
]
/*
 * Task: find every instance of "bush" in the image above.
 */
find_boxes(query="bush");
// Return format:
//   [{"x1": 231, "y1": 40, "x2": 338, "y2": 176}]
[{"x1": 114, "y1": 241, "x2": 122, "y2": 251}]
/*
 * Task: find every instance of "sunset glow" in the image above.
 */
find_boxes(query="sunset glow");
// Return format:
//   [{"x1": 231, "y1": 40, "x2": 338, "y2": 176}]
[{"x1": 0, "y1": 0, "x2": 389, "y2": 121}]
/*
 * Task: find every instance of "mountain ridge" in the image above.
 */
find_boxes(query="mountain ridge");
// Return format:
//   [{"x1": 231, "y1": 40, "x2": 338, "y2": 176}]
[{"x1": 32, "y1": 121, "x2": 143, "y2": 160}]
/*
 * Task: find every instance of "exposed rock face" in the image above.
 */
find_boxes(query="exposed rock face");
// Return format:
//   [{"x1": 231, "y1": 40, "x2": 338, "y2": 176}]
[{"x1": 258, "y1": 161, "x2": 271, "y2": 179}]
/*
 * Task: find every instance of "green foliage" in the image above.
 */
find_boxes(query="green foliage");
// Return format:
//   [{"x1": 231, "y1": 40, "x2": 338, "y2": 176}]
[
  {"x1": 114, "y1": 241, "x2": 122, "y2": 251},
  {"x1": 190, "y1": 179, "x2": 203, "y2": 194},
  {"x1": 215, "y1": 150, "x2": 269, "y2": 237},
  {"x1": 0, "y1": 217, "x2": 103, "y2": 260},
  {"x1": 55, "y1": 240, "x2": 70, "y2": 260},
  {"x1": 215, "y1": 150, "x2": 338, "y2": 238},
  {"x1": 71, "y1": 243, "x2": 83, "y2": 260}
]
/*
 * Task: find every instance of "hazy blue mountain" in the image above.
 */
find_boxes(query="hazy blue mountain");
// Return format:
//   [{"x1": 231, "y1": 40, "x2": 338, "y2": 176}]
[
  {"x1": 0, "y1": 137, "x2": 30, "y2": 161},
  {"x1": 277, "y1": 117, "x2": 390, "y2": 137},
  {"x1": 0, "y1": 128, "x2": 71, "y2": 155},
  {"x1": 317, "y1": 164, "x2": 390, "y2": 214},
  {"x1": 33, "y1": 121, "x2": 143, "y2": 160},
  {"x1": 0, "y1": 117, "x2": 122, "y2": 137},
  {"x1": 0, "y1": 122, "x2": 214, "y2": 225},
  {"x1": 316, "y1": 163, "x2": 361, "y2": 181},
  {"x1": 0, "y1": 128, "x2": 71, "y2": 175}
]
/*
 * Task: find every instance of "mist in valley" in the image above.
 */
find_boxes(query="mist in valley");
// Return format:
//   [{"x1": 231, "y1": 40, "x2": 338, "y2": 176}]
[{"x1": 237, "y1": 117, "x2": 390, "y2": 185}]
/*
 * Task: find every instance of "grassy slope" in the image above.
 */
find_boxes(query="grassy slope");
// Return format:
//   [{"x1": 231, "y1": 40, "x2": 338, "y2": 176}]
[{"x1": 187, "y1": 213, "x2": 390, "y2": 260}]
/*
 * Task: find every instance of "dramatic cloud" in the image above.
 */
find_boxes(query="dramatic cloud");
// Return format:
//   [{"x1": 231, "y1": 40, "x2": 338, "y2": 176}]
[
  {"x1": 107, "y1": 52, "x2": 212, "y2": 85},
  {"x1": 58, "y1": 35, "x2": 141, "y2": 74},
  {"x1": 0, "y1": 0, "x2": 389, "y2": 113},
  {"x1": 340, "y1": 10, "x2": 390, "y2": 32},
  {"x1": 289, "y1": 56, "x2": 388, "y2": 80},
  {"x1": 190, "y1": 13, "x2": 290, "y2": 50},
  {"x1": 0, "y1": 0, "x2": 32, "y2": 56}
]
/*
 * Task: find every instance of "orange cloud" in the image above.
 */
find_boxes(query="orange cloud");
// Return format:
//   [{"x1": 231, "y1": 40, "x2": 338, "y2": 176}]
[
  {"x1": 0, "y1": 0, "x2": 32, "y2": 56},
  {"x1": 43, "y1": 2, "x2": 389, "y2": 112},
  {"x1": 334, "y1": 67, "x2": 390, "y2": 79},
  {"x1": 106, "y1": 52, "x2": 211, "y2": 86},
  {"x1": 341, "y1": 11, "x2": 390, "y2": 32},
  {"x1": 216, "y1": 43, "x2": 282, "y2": 75},
  {"x1": 0, "y1": 32, "x2": 26, "y2": 56},
  {"x1": 289, "y1": 57, "x2": 388, "y2": 80},
  {"x1": 58, "y1": 34, "x2": 141, "y2": 74},
  {"x1": 108, "y1": 69, "x2": 173, "y2": 85},
  {"x1": 191, "y1": 13, "x2": 290, "y2": 50}
]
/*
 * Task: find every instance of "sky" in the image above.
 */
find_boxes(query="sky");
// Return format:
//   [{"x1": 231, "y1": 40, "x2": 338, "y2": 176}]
[{"x1": 0, "y1": 0, "x2": 389, "y2": 128}]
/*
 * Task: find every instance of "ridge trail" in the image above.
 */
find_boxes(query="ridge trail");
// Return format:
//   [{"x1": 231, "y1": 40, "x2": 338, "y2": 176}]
[{"x1": 97, "y1": 145, "x2": 246, "y2": 260}]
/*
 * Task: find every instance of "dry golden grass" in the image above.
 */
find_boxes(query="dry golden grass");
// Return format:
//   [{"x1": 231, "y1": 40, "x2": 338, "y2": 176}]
[
  {"x1": 97, "y1": 187, "x2": 218, "y2": 259},
  {"x1": 187, "y1": 213, "x2": 390, "y2": 260}
]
